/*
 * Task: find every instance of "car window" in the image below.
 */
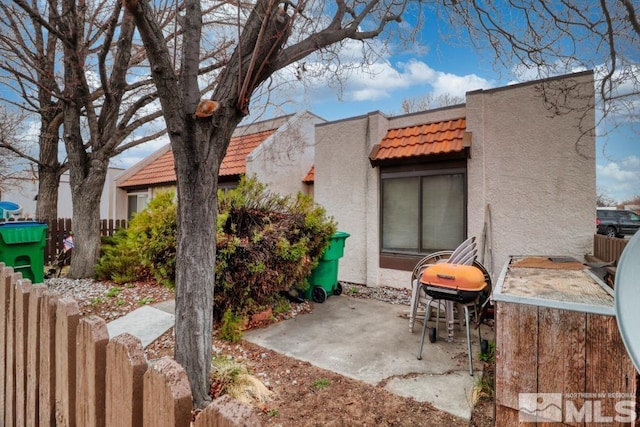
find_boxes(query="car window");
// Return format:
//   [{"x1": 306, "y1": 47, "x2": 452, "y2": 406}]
[{"x1": 629, "y1": 212, "x2": 640, "y2": 221}]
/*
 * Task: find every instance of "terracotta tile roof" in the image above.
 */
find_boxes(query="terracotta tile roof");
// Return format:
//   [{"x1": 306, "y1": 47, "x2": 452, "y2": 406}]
[
  {"x1": 369, "y1": 118, "x2": 468, "y2": 164},
  {"x1": 118, "y1": 129, "x2": 276, "y2": 188},
  {"x1": 219, "y1": 129, "x2": 275, "y2": 177},
  {"x1": 302, "y1": 166, "x2": 314, "y2": 184},
  {"x1": 118, "y1": 149, "x2": 175, "y2": 188}
]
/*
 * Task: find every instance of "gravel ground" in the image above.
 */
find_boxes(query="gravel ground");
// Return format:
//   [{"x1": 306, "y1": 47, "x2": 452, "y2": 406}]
[
  {"x1": 339, "y1": 281, "x2": 412, "y2": 305},
  {"x1": 45, "y1": 278, "x2": 413, "y2": 313},
  {"x1": 44, "y1": 277, "x2": 176, "y2": 322}
]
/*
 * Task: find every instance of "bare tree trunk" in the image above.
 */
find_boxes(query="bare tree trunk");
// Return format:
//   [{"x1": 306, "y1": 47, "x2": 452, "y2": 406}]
[
  {"x1": 68, "y1": 176, "x2": 104, "y2": 279},
  {"x1": 36, "y1": 125, "x2": 64, "y2": 223},
  {"x1": 36, "y1": 166, "x2": 60, "y2": 223},
  {"x1": 173, "y1": 120, "x2": 218, "y2": 407}
]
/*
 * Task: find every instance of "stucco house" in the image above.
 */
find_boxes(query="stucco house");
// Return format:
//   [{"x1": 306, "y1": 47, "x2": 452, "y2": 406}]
[
  {"x1": 114, "y1": 111, "x2": 325, "y2": 219},
  {"x1": 115, "y1": 70, "x2": 595, "y2": 289},
  {"x1": 313, "y1": 70, "x2": 596, "y2": 287},
  {"x1": 0, "y1": 167, "x2": 124, "y2": 220}
]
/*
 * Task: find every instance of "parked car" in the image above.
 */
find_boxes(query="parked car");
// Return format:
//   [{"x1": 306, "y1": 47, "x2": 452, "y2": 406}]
[{"x1": 596, "y1": 209, "x2": 640, "y2": 237}]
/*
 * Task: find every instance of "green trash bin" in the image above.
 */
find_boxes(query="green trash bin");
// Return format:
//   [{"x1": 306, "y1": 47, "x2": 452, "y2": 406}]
[
  {"x1": 304, "y1": 231, "x2": 350, "y2": 303},
  {"x1": 0, "y1": 221, "x2": 48, "y2": 284}
]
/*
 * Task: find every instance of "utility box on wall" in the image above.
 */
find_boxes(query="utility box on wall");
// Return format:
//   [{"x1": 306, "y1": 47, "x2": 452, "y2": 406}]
[{"x1": 493, "y1": 256, "x2": 638, "y2": 426}]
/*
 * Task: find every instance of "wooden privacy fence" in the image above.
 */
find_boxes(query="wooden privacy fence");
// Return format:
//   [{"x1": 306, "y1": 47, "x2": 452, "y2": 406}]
[
  {"x1": 593, "y1": 234, "x2": 629, "y2": 264},
  {"x1": 0, "y1": 263, "x2": 260, "y2": 427},
  {"x1": 42, "y1": 219, "x2": 127, "y2": 265}
]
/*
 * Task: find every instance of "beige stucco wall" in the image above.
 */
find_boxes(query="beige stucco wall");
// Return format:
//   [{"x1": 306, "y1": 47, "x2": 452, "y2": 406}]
[
  {"x1": 246, "y1": 111, "x2": 325, "y2": 197},
  {"x1": 466, "y1": 71, "x2": 596, "y2": 277},
  {"x1": 1, "y1": 168, "x2": 123, "y2": 220},
  {"x1": 314, "y1": 71, "x2": 596, "y2": 289}
]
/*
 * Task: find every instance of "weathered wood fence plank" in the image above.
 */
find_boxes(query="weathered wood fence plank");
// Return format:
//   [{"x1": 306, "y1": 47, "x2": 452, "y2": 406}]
[
  {"x1": 106, "y1": 333, "x2": 147, "y2": 427},
  {"x1": 76, "y1": 316, "x2": 109, "y2": 427},
  {"x1": 143, "y1": 357, "x2": 192, "y2": 427},
  {"x1": 593, "y1": 234, "x2": 628, "y2": 263},
  {"x1": 0, "y1": 263, "x2": 256, "y2": 427},
  {"x1": 4, "y1": 267, "x2": 18, "y2": 426},
  {"x1": 495, "y1": 302, "x2": 538, "y2": 410},
  {"x1": 15, "y1": 279, "x2": 32, "y2": 427},
  {"x1": 0, "y1": 264, "x2": 15, "y2": 426},
  {"x1": 55, "y1": 298, "x2": 80, "y2": 427},
  {"x1": 26, "y1": 285, "x2": 47, "y2": 427},
  {"x1": 194, "y1": 395, "x2": 262, "y2": 427},
  {"x1": 39, "y1": 291, "x2": 60, "y2": 427}
]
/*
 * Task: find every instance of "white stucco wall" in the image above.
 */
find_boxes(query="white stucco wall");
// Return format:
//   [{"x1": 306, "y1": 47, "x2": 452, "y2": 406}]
[
  {"x1": 314, "y1": 71, "x2": 596, "y2": 289},
  {"x1": 1, "y1": 167, "x2": 123, "y2": 220},
  {"x1": 466, "y1": 71, "x2": 596, "y2": 276},
  {"x1": 246, "y1": 111, "x2": 325, "y2": 197},
  {"x1": 314, "y1": 114, "x2": 377, "y2": 284}
]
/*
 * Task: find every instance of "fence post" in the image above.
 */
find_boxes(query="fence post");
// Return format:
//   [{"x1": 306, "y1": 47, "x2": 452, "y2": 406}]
[
  {"x1": 106, "y1": 334, "x2": 148, "y2": 427},
  {"x1": 143, "y1": 357, "x2": 192, "y2": 427},
  {"x1": 3, "y1": 267, "x2": 19, "y2": 426},
  {"x1": 0, "y1": 265, "x2": 16, "y2": 426},
  {"x1": 55, "y1": 297, "x2": 80, "y2": 427},
  {"x1": 76, "y1": 316, "x2": 109, "y2": 427},
  {"x1": 15, "y1": 278, "x2": 32, "y2": 427},
  {"x1": 26, "y1": 285, "x2": 47, "y2": 427},
  {"x1": 39, "y1": 291, "x2": 60, "y2": 426}
]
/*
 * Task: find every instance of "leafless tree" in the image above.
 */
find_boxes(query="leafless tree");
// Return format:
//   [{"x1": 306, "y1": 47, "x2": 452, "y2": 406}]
[
  {"x1": 5, "y1": 0, "x2": 241, "y2": 277},
  {"x1": 0, "y1": 107, "x2": 30, "y2": 195},
  {"x1": 444, "y1": 0, "x2": 640, "y2": 127},
  {"x1": 125, "y1": 0, "x2": 640, "y2": 406},
  {"x1": 125, "y1": 0, "x2": 418, "y2": 407},
  {"x1": 1, "y1": 1, "x2": 67, "y2": 222},
  {"x1": 596, "y1": 186, "x2": 616, "y2": 207},
  {"x1": 401, "y1": 93, "x2": 465, "y2": 114}
]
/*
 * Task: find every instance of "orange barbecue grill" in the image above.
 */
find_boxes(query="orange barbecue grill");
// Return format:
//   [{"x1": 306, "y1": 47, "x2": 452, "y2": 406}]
[
  {"x1": 420, "y1": 263, "x2": 487, "y2": 303},
  {"x1": 417, "y1": 263, "x2": 488, "y2": 375}
]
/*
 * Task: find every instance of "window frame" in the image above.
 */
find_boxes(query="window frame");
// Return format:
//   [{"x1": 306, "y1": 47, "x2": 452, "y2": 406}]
[
  {"x1": 127, "y1": 191, "x2": 150, "y2": 219},
  {"x1": 379, "y1": 160, "x2": 467, "y2": 271}
]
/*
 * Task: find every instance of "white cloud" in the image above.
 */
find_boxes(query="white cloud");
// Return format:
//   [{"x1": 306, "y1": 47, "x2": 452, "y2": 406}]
[
  {"x1": 596, "y1": 155, "x2": 640, "y2": 202},
  {"x1": 335, "y1": 59, "x2": 492, "y2": 101}
]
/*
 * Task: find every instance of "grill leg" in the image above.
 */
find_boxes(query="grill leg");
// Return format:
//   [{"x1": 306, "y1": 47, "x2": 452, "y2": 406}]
[
  {"x1": 417, "y1": 301, "x2": 431, "y2": 360},
  {"x1": 464, "y1": 305, "x2": 473, "y2": 376}
]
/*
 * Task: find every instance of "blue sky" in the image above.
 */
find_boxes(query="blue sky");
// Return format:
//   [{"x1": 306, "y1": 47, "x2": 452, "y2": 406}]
[{"x1": 109, "y1": 14, "x2": 640, "y2": 205}]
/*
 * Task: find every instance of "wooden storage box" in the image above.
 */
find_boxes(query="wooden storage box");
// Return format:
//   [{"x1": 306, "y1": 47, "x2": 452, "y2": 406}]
[{"x1": 493, "y1": 256, "x2": 638, "y2": 425}]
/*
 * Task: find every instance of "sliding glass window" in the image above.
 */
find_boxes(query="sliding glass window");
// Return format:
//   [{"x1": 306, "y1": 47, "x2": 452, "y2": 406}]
[{"x1": 381, "y1": 168, "x2": 465, "y2": 255}]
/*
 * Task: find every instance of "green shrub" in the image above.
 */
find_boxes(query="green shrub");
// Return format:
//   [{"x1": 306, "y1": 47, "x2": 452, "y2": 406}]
[
  {"x1": 96, "y1": 177, "x2": 336, "y2": 322},
  {"x1": 214, "y1": 177, "x2": 336, "y2": 320},
  {"x1": 219, "y1": 309, "x2": 245, "y2": 343},
  {"x1": 95, "y1": 191, "x2": 177, "y2": 287},
  {"x1": 95, "y1": 229, "x2": 150, "y2": 284},
  {"x1": 127, "y1": 191, "x2": 177, "y2": 288}
]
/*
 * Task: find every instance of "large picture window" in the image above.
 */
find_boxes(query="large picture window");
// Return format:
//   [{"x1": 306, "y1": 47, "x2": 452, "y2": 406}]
[{"x1": 381, "y1": 167, "x2": 465, "y2": 255}]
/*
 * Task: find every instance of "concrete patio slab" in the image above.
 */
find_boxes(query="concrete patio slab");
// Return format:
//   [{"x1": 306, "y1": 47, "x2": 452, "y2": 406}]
[{"x1": 243, "y1": 295, "x2": 493, "y2": 420}]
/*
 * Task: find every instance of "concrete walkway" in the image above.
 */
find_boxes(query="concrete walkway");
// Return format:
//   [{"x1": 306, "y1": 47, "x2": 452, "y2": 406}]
[
  {"x1": 107, "y1": 295, "x2": 492, "y2": 421},
  {"x1": 106, "y1": 302, "x2": 175, "y2": 348}
]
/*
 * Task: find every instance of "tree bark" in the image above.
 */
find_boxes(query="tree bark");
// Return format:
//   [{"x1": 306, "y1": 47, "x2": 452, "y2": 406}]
[
  {"x1": 67, "y1": 169, "x2": 105, "y2": 279},
  {"x1": 36, "y1": 122, "x2": 64, "y2": 223},
  {"x1": 126, "y1": 0, "x2": 296, "y2": 407},
  {"x1": 35, "y1": 165, "x2": 61, "y2": 223}
]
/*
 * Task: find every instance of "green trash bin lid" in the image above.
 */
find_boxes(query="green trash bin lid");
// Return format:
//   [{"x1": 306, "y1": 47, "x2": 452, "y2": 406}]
[
  {"x1": 0, "y1": 222, "x2": 48, "y2": 244},
  {"x1": 321, "y1": 231, "x2": 350, "y2": 260}
]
